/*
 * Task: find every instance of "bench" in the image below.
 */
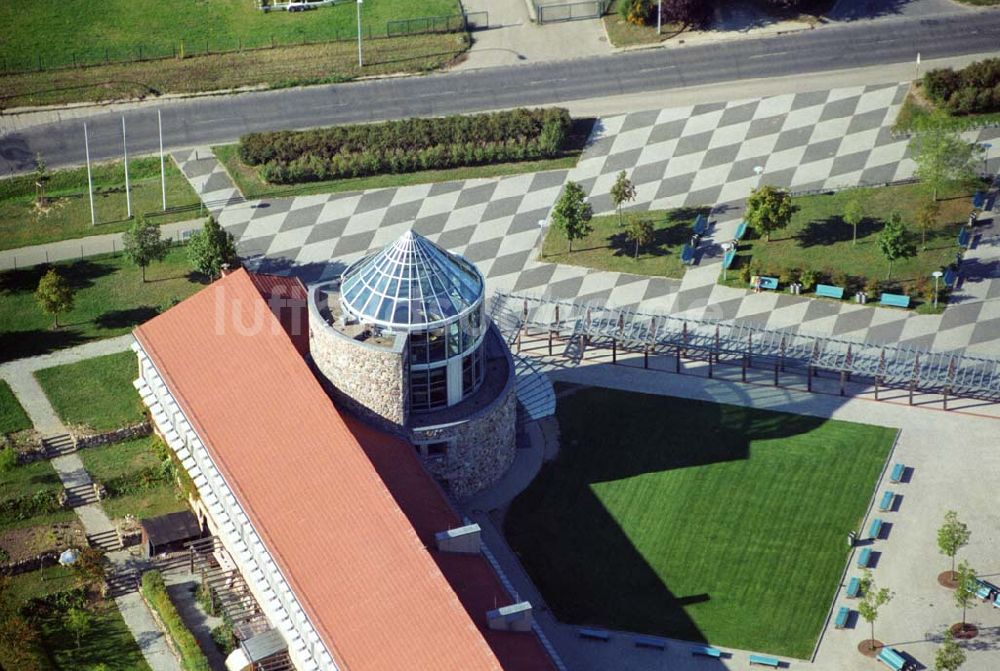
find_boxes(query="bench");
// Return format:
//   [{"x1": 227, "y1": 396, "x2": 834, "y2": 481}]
[
  {"x1": 693, "y1": 214, "x2": 709, "y2": 236},
  {"x1": 834, "y1": 606, "x2": 850, "y2": 629},
  {"x1": 847, "y1": 576, "x2": 862, "y2": 598},
  {"x1": 973, "y1": 191, "x2": 986, "y2": 209},
  {"x1": 751, "y1": 275, "x2": 778, "y2": 290},
  {"x1": 976, "y1": 585, "x2": 992, "y2": 600},
  {"x1": 749, "y1": 654, "x2": 781, "y2": 667},
  {"x1": 857, "y1": 547, "x2": 872, "y2": 568},
  {"x1": 633, "y1": 634, "x2": 667, "y2": 650},
  {"x1": 879, "y1": 490, "x2": 895, "y2": 512},
  {"x1": 958, "y1": 227, "x2": 971, "y2": 247},
  {"x1": 879, "y1": 293, "x2": 910, "y2": 309},
  {"x1": 681, "y1": 244, "x2": 696, "y2": 265},
  {"x1": 889, "y1": 463, "x2": 905, "y2": 483},
  {"x1": 869, "y1": 518, "x2": 883, "y2": 540},
  {"x1": 877, "y1": 646, "x2": 908, "y2": 671},
  {"x1": 578, "y1": 628, "x2": 610, "y2": 641},
  {"x1": 734, "y1": 220, "x2": 748, "y2": 240},
  {"x1": 994, "y1": 593, "x2": 1000, "y2": 608},
  {"x1": 722, "y1": 248, "x2": 737, "y2": 269},
  {"x1": 815, "y1": 284, "x2": 845, "y2": 300},
  {"x1": 691, "y1": 645, "x2": 722, "y2": 658},
  {"x1": 943, "y1": 268, "x2": 958, "y2": 288}
]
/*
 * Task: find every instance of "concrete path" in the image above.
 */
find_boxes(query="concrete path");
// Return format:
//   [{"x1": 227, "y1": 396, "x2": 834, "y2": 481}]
[
  {"x1": 115, "y1": 590, "x2": 180, "y2": 671},
  {"x1": 165, "y1": 573, "x2": 227, "y2": 671}
]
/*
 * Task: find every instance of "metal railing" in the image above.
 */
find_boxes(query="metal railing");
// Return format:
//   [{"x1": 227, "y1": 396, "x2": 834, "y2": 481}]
[{"x1": 535, "y1": 0, "x2": 611, "y2": 24}]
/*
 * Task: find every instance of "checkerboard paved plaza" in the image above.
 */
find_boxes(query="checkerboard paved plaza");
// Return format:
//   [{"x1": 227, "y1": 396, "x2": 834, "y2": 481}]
[{"x1": 179, "y1": 82, "x2": 1000, "y2": 357}]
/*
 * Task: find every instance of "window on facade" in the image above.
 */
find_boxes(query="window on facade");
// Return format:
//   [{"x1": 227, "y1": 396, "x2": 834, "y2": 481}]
[
  {"x1": 410, "y1": 367, "x2": 449, "y2": 412},
  {"x1": 462, "y1": 346, "x2": 485, "y2": 397},
  {"x1": 424, "y1": 441, "x2": 449, "y2": 461}
]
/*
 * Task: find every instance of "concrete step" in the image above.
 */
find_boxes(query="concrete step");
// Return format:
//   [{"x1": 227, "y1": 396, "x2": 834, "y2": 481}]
[
  {"x1": 86, "y1": 529, "x2": 122, "y2": 552},
  {"x1": 106, "y1": 568, "x2": 139, "y2": 597},
  {"x1": 42, "y1": 433, "x2": 76, "y2": 457},
  {"x1": 64, "y1": 484, "x2": 99, "y2": 507}
]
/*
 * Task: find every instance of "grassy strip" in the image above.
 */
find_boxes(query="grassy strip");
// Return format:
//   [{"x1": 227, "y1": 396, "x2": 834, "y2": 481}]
[
  {"x1": 0, "y1": 245, "x2": 206, "y2": 364},
  {"x1": 0, "y1": 380, "x2": 32, "y2": 435},
  {"x1": 602, "y1": 0, "x2": 685, "y2": 47},
  {"x1": 505, "y1": 386, "x2": 895, "y2": 658},
  {"x1": 0, "y1": 157, "x2": 201, "y2": 251},
  {"x1": 35, "y1": 351, "x2": 145, "y2": 432},
  {"x1": 215, "y1": 118, "x2": 592, "y2": 199},
  {"x1": 541, "y1": 207, "x2": 706, "y2": 279},
  {"x1": 894, "y1": 87, "x2": 1000, "y2": 133},
  {"x1": 0, "y1": 459, "x2": 75, "y2": 531},
  {"x1": 0, "y1": 33, "x2": 467, "y2": 108},
  {"x1": 141, "y1": 570, "x2": 210, "y2": 671},
  {"x1": 102, "y1": 484, "x2": 188, "y2": 521}
]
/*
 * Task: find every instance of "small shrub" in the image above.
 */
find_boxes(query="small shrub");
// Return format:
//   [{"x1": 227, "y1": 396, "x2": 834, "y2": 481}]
[
  {"x1": 210, "y1": 622, "x2": 236, "y2": 656},
  {"x1": 0, "y1": 447, "x2": 16, "y2": 473},
  {"x1": 800, "y1": 269, "x2": 818, "y2": 292},
  {"x1": 865, "y1": 277, "x2": 882, "y2": 296}
]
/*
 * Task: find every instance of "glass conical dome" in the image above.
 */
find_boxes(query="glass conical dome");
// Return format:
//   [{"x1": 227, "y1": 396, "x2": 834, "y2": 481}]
[{"x1": 339, "y1": 230, "x2": 484, "y2": 329}]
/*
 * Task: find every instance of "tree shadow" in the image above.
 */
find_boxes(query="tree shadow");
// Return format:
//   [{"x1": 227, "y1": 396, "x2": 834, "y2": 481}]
[
  {"x1": 0, "y1": 259, "x2": 116, "y2": 295},
  {"x1": 827, "y1": 0, "x2": 919, "y2": 22},
  {"x1": 0, "y1": 329, "x2": 87, "y2": 364},
  {"x1": 607, "y1": 222, "x2": 690, "y2": 259},
  {"x1": 797, "y1": 215, "x2": 880, "y2": 248},
  {"x1": 94, "y1": 306, "x2": 161, "y2": 330}
]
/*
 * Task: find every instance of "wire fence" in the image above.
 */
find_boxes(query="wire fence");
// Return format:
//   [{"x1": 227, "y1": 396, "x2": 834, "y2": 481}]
[
  {"x1": 535, "y1": 0, "x2": 610, "y2": 24},
  {"x1": 0, "y1": 12, "x2": 486, "y2": 75}
]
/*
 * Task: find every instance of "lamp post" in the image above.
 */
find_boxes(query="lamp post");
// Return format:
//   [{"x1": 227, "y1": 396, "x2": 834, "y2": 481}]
[
  {"x1": 657, "y1": 0, "x2": 662, "y2": 35},
  {"x1": 356, "y1": 0, "x2": 364, "y2": 68},
  {"x1": 932, "y1": 270, "x2": 943, "y2": 309}
]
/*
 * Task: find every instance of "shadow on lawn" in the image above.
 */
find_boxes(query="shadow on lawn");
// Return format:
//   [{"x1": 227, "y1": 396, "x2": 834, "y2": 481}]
[
  {"x1": 0, "y1": 258, "x2": 115, "y2": 295},
  {"x1": 797, "y1": 215, "x2": 881, "y2": 247},
  {"x1": 95, "y1": 306, "x2": 161, "y2": 330},
  {"x1": 0, "y1": 329, "x2": 87, "y2": 364}
]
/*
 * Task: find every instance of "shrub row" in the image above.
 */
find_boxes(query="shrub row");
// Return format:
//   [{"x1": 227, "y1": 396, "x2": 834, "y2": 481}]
[
  {"x1": 922, "y1": 59, "x2": 1000, "y2": 116},
  {"x1": 238, "y1": 108, "x2": 571, "y2": 166},
  {"x1": 259, "y1": 136, "x2": 558, "y2": 184},
  {"x1": 104, "y1": 465, "x2": 172, "y2": 498},
  {"x1": 737, "y1": 261, "x2": 945, "y2": 302},
  {"x1": 0, "y1": 490, "x2": 61, "y2": 525},
  {"x1": 141, "y1": 570, "x2": 210, "y2": 671}
]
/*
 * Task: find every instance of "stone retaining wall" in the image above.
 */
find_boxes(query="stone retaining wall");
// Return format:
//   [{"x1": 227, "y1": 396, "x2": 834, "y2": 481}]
[
  {"x1": 74, "y1": 422, "x2": 152, "y2": 449},
  {"x1": 0, "y1": 550, "x2": 59, "y2": 576}
]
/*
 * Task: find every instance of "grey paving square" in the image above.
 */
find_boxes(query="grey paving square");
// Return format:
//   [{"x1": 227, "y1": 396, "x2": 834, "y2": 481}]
[
  {"x1": 801, "y1": 138, "x2": 843, "y2": 164},
  {"x1": 685, "y1": 185, "x2": 725, "y2": 208},
  {"x1": 831, "y1": 308, "x2": 876, "y2": 336},
  {"x1": 602, "y1": 148, "x2": 645, "y2": 174},
  {"x1": 673, "y1": 131, "x2": 715, "y2": 158},
  {"x1": 968, "y1": 317, "x2": 1000, "y2": 345},
  {"x1": 332, "y1": 231, "x2": 376, "y2": 257},
  {"x1": 412, "y1": 212, "x2": 451, "y2": 237},
  {"x1": 939, "y1": 302, "x2": 983, "y2": 331},
  {"x1": 513, "y1": 265, "x2": 559, "y2": 293},
  {"x1": 543, "y1": 276, "x2": 586, "y2": 301},
  {"x1": 434, "y1": 225, "x2": 477, "y2": 251},
  {"x1": 709, "y1": 297, "x2": 745, "y2": 321},
  {"x1": 727, "y1": 157, "x2": 767, "y2": 182},
  {"x1": 864, "y1": 318, "x2": 907, "y2": 346},
  {"x1": 304, "y1": 217, "x2": 349, "y2": 245},
  {"x1": 655, "y1": 173, "x2": 697, "y2": 201},
  {"x1": 642, "y1": 278, "x2": 678, "y2": 302},
  {"x1": 582, "y1": 135, "x2": 616, "y2": 159},
  {"x1": 744, "y1": 116, "x2": 784, "y2": 141},
  {"x1": 801, "y1": 298, "x2": 843, "y2": 324},
  {"x1": 482, "y1": 195, "x2": 524, "y2": 223},
  {"x1": 701, "y1": 143, "x2": 742, "y2": 169},
  {"x1": 252, "y1": 199, "x2": 294, "y2": 218},
  {"x1": 427, "y1": 181, "x2": 465, "y2": 197},
  {"x1": 203, "y1": 172, "x2": 236, "y2": 193},
  {"x1": 381, "y1": 200, "x2": 424, "y2": 227},
  {"x1": 790, "y1": 90, "x2": 831, "y2": 110},
  {"x1": 508, "y1": 209, "x2": 550, "y2": 236},
  {"x1": 619, "y1": 110, "x2": 662, "y2": 133},
  {"x1": 673, "y1": 284, "x2": 714, "y2": 312},
  {"x1": 454, "y1": 183, "x2": 498, "y2": 210},
  {"x1": 829, "y1": 151, "x2": 871, "y2": 177},
  {"x1": 631, "y1": 159, "x2": 670, "y2": 186},
  {"x1": 718, "y1": 101, "x2": 760, "y2": 128},
  {"x1": 735, "y1": 310, "x2": 774, "y2": 328},
  {"x1": 463, "y1": 238, "x2": 503, "y2": 265},
  {"x1": 646, "y1": 119, "x2": 688, "y2": 145},
  {"x1": 529, "y1": 170, "x2": 570, "y2": 192},
  {"x1": 691, "y1": 101, "x2": 727, "y2": 116},
  {"x1": 846, "y1": 109, "x2": 888, "y2": 135},
  {"x1": 772, "y1": 126, "x2": 814, "y2": 153},
  {"x1": 354, "y1": 188, "x2": 397, "y2": 214},
  {"x1": 859, "y1": 163, "x2": 899, "y2": 185},
  {"x1": 818, "y1": 95, "x2": 861, "y2": 122}
]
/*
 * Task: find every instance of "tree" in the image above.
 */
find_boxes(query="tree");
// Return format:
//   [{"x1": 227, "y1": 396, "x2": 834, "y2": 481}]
[
  {"x1": 34, "y1": 153, "x2": 49, "y2": 207},
  {"x1": 660, "y1": 0, "x2": 712, "y2": 26},
  {"x1": 122, "y1": 218, "x2": 169, "y2": 283},
  {"x1": 65, "y1": 607, "x2": 91, "y2": 649},
  {"x1": 843, "y1": 198, "x2": 864, "y2": 246},
  {"x1": 938, "y1": 510, "x2": 971, "y2": 580},
  {"x1": 935, "y1": 628, "x2": 966, "y2": 671},
  {"x1": 73, "y1": 546, "x2": 106, "y2": 586},
  {"x1": 34, "y1": 269, "x2": 75, "y2": 328},
  {"x1": 188, "y1": 216, "x2": 238, "y2": 279},
  {"x1": 911, "y1": 121, "x2": 983, "y2": 201},
  {"x1": 552, "y1": 181, "x2": 593, "y2": 253},
  {"x1": 610, "y1": 171, "x2": 637, "y2": 227},
  {"x1": 625, "y1": 219, "x2": 654, "y2": 259},
  {"x1": 917, "y1": 198, "x2": 941, "y2": 250},
  {"x1": 876, "y1": 212, "x2": 912, "y2": 279},
  {"x1": 745, "y1": 185, "x2": 793, "y2": 242},
  {"x1": 858, "y1": 570, "x2": 893, "y2": 651},
  {"x1": 953, "y1": 560, "x2": 977, "y2": 629}
]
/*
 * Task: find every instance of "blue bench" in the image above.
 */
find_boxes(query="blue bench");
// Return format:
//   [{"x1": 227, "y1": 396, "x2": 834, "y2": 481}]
[
  {"x1": 857, "y1": 547, "x2": 872, "y2": 568},
  {"x1": 734, "y1": 220, "x2": 748, "y2": 240},
  {"x1": 693, "y1": 214, "x2": 709, "y2": 236},
  {"x1": 749, "y1": 653, "x2": 781, "y2": 667},
  {"x1": 815, "y1": 284, "x2": 845, "y2": 299},
  {"x1": 869, "y1": 518, "x2": 883, "y2": 540},
  {"x1": 877, "y1": 646, "x2": 907, "y2": 671},
  {"x1": 976, "y1": 585, "x2": 991, "y2": 599},
  {"x1": 879, "y1": 491, "x2": 895, "y2": 512},
  {"x1": 691, "y1": 645, "x2": 722, "y2": 658},
  {"x1": 834, "y1": 606, "x2": 850, "y2": 629},
  {"x1": 890, "y1": 463, "x2": 905, "y2": 483},
  {"x1": 722, "y1": 249, "x2": 736, "y2": 269},
  {"x1": 944, "y1": 268, "x2": 958, "y2": 288},
  {"x1": 973, "y1": 191, "x2": 985, "y2": 209},
  {"x1": 578, "y1": 627, "x2": 610, "y2": 641},
  {"x1": 879, "y1": 293, "x2": 910, "y2": 309},
  {"x1": 633, "y1": 634, "x2": 667, "y2": 650},
  {"x1": 681, "y1": 244, "x2": 696, "y2": 265},
  {"x1": 958, "y1": 228, "x2": 971, "y2": 247},
  {"x1": 847, "y1": 576, "x2": 862, "y2": 598},
  {"x1": 751, "y1": 276, "x2": 778, "y2": 290},
  {"x1": 994, "y1": 593, "x2": 1000, "y2": 608}
]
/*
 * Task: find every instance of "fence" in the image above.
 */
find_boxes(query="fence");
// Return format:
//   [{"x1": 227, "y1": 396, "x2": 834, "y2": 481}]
[
  {"x1": 535, "y1": 0, "x2": 611, "y2": 24},
  {"x1": 0, "y1": 12, "x2": 481, "y2": 75}
]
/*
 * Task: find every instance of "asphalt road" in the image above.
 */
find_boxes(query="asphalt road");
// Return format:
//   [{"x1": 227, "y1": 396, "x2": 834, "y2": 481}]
[{"x1": 2, "y1": 11, "x2": 999, "y2": 173}]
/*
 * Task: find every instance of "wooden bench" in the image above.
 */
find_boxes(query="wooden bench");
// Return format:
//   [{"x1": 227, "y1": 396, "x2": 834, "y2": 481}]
[
  {"x1": 681, "y1": 244, "x2": 696, "y2": 265},
  {"x1": 815, "y1": 284, "x2": 845, "y2": 299},
  {"x1": 693, "y1": 214, "x2": 709, "y2": 236},
  {"x1": 578, "y1": 627, "x2": 610, "y2": 641},
  {"x1": 879, "y1": 491, "x2": 895, "y2": 512},
  {"x1": 846, "y1": 576, "x2": 862, "y2": 598},
  {"x1": 633, "y1": 634, "x2": 667, "y2": 650},
  {"x1": 869, "y1": 518, "x2": 883, "y2": 540},
  {"x1": 877, "y1": 646, "x2": 908, "y2": 671},
  {"x1": 722, "y1": 249, "x2": 737, "y2": 269},
  {"x1": 879, "y1": 293, "x2": 910, "y2": 309},
  {"x1": 734, "y1": 220, "x2": 748, "y2": 240},
  {"x1": 749, "y1": 654, "x2": 781, "y2": 667},
  {"x1": 889, "y1": 463, "x2": 905, "y2": 483},
  {"x1": 834, "y1": 606, "x2": 850, "y2": 629},
  {"x1": 691, "y1": 645, "x2": 722, "y2": 658},
  {"x1": 857, "y1": 547, "x2": 872, "y2": 568}
]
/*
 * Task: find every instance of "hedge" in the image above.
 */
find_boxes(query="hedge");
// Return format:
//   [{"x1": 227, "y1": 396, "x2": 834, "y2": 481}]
[
  {"x1": 141, "y1": 571, "x2": 210, "y2": 671},
  {"x1": 923, "y1": 58, "x2": 1000, "y2": 116},
  {"x1": 237, "y1": 108, "x2": 572, "y2": 184},
  {"x1": 0, "y1": 490, "x2": 61, "y2": 526}
]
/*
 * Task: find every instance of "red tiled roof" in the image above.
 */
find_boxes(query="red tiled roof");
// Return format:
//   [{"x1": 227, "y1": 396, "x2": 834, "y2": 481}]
[
  {"x1": 134, "y1": 269, "x2": 502, "y2": 671},
  {"x1": 246, "y1": 272, "x2": 309, "y2": 358}
]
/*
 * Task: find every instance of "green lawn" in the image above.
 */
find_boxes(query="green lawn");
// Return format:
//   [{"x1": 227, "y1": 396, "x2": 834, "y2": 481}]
[
  {"x1": 35, "y1": 352, "x2": 145, "y2": 432},
  {"x1": 724, "y1": 181, "x2": 974, "y2": 305},
  {"x1": 0, "y1": 379, "x2": 32, "y2": 435},
  {"x1": 101, "y1": 483, "x2": 188, "y2": 521},
  {"x1": 0, "y1": 245, "x2": 206, "y2": 363},
  {"x1": 505, "y1": 386, "x2": 896, "y2": 658},
  {"x1": 541, "y1": 208, "x2": 706, "y2": 279},
  {"x1": 0, "y1": 157, "x2": 201, "y2": 251},
  {"x1": 0, "y1": 458, "x2": 76, "y2": 530},
  {"x1": 0, "y1": 0, "x2": 460, "y2": 70}
]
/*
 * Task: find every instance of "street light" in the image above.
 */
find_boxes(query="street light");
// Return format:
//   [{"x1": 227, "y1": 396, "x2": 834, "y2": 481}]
[
  {"x1": 932, "y1": 270, "x2": 943, "y2": 309},
  {"x1": 356, "y1": 0, "x2": 364, "y2": 68},
  {"x1": 657, "y1": 0, "x2": 662, "y2": 35}
]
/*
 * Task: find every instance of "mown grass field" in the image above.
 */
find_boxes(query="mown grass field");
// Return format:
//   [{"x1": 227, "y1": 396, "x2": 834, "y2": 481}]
[
  {"x1": 0, "y1": 157, "x2": 200, "y2": 251},
  {"x1": 505, "y1": 386, "x2": 896, "y2": 658},
  {"x1": 0, "y1": 379, "x2": 31, "y2": 435},
  {"x1": 541, "y1": 208, "x2": 707, "y2": 279},
  {"x1": 0, "y1": 246, "x2": 206, "y2": 363},
  {"x1": 35, "y1": 351, "x2": 145, "y2": 432},
  {"x1": 0, "y1": 459, "x2": 76, "y2": 530}
]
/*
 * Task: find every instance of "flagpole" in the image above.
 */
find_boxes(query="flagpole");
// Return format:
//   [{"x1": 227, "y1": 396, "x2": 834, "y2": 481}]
[
  {"x1": 122, "y1": 116, "x2": 132, "y2": 219},
  {"x1": 158, "y1": 110, "x2": 167, "y2": 211},
  {"x1": 915, "y1": 52, "x2": 920, "y2": 82},
  {"x1": 84, "y1": 123, "x2": 96, "y2": 227}
]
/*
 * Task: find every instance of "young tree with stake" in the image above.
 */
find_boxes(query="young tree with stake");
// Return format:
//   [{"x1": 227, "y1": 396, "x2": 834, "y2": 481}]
[
  {"x1": 858, "y1": 570, "x2": 893, "y2": 652},
  {"x1": 610, "y1": 171, "x2": 637, "y2": 227},
  {"x1": 877, "y1": 212, "x2": 912, "y2": 279},
  {"x1": 938, "y1": 510, "x2": 971, "y2": 582},
  {"x1": 745, "y1": 185, "x2": 792, "y2": 242},
  {"x1": 34, "y1": 269, "x2": 75, "y2": 329},
  {"x1": 552, "y1": 181, "x2": 593, "y2": 254},
  {"x1": 625, "y1": 218, "x2": 654, "y2": 259},
  {"x1": 953, "y1": 560, "x2": 977, "y2": 634},
  {"x1": 935, "y1": 628, "x2": 966, "y2": 671},
  {"x1": 843, "y1": 198, "x2": 863, "y2": 246},
  {"x1": 122, "y1": 218, "x2": 169, "y2": 283}
]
